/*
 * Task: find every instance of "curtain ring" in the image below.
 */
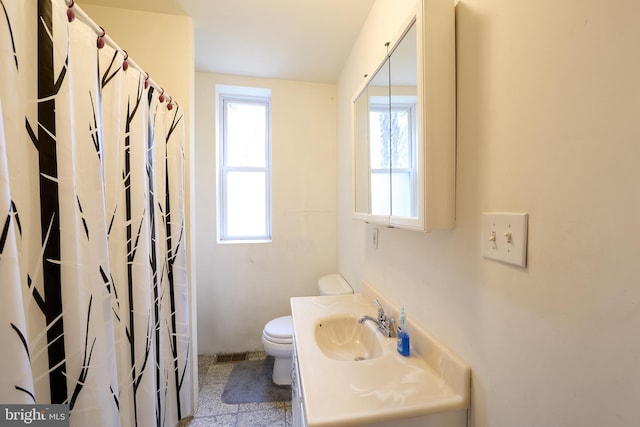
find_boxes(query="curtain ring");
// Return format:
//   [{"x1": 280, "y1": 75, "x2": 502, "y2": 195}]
[
  {"x1": 67, "y1": 0, "x2": 75, "y2": 22},
  {"x1": 159, "y1": 88, "x2": 165, "y2": 103},
  {"x1": 122, "y1": 50, "x2": 129, "y2": 71},
  {"x1": 144, "y1": 72, "x2": 150, "y2": 89},
  {"x1": 97, "y1": 26, "x2": 106, "y2": 49}
]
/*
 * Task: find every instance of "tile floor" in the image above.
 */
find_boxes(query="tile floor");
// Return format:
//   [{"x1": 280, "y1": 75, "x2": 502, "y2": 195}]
[{"x1": 178, "y1": 352, "x2": 292, "y2": 427}]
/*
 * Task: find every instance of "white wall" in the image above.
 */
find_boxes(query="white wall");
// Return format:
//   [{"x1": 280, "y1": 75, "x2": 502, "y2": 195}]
[
  {"x1": 338, "y1": 1, "x2": 640, "y2": 427},
  {"x1": 195, "y1": 73, "x2": 338, "y2": 354}
]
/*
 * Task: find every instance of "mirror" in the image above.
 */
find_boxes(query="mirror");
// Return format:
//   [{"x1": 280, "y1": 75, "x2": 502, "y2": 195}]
[
  {"x1": 388, "y1": 23, "x2": 418, "y2": 218},
  {"x1": 352, "y1": 0, "x2": 455, "y2": 231},
  {"x1": 353, "y1": 18, "x2": 419, "y2": 224},
  {"x1": 353, "y1": 58, "x2": 388, "y2": 219}
]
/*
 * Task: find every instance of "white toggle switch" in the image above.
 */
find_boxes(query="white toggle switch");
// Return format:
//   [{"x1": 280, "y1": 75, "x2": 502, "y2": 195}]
[{"x1": 481, "y1": 212, "x2": 528, "y2": 267}]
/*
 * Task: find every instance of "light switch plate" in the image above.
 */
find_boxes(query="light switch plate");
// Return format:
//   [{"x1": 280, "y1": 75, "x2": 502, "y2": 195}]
[{"x1": 481, "y1": 212, "x2": 528, "y2": 267}]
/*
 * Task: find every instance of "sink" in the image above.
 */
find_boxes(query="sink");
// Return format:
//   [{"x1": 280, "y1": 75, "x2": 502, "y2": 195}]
[
  {"x1": 314, "y1": 315, "x2": 383, "y2": 361},
  {"x1": 292, "y1": 290, "x2": 471, "y2": 427}
]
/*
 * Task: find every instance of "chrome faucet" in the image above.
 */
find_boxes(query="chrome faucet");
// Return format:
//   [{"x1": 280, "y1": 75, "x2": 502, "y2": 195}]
[{"x1": 358, "y1": 299, "x2": 396, "y2": 337}]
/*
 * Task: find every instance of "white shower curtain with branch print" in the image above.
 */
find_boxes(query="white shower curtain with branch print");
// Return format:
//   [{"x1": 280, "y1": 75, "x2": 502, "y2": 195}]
[{"x1": 0, "y1": 0, "x2": 193, "y2": 426}]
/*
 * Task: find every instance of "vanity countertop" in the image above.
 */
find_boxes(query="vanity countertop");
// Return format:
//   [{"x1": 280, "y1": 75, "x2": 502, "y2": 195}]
[{"x1": 290, "y1": 282, "x2": 470, "y2": 427}]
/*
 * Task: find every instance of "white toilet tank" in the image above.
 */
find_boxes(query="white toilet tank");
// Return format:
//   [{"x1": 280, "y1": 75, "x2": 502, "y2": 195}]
[{"x1": 317, "y1": 274, "x2": 353, "y2": 296}]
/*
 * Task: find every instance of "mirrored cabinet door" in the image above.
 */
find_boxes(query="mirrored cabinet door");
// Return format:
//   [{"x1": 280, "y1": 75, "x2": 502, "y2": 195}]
[
  {"x1": 389, "y1": 22, "x2": 418, "y2": 221},
  {"x1": 353, "y1": 56, "x2": 391, "y2": 225},
  {"x1": 352, "y1": 0, "x2": 455, "y2": 232}
]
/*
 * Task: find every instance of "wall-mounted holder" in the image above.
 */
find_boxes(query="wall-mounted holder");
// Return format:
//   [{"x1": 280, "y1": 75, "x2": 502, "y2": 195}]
[{"x1": 481, "y1": 212, "x2": 528, "y2": 267}]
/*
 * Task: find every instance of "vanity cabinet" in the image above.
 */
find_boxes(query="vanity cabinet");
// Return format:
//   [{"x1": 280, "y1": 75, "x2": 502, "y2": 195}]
[
  {"x1": 292, "y1": 336, "x2": 307, "y2": 427},
  {"x1": 353, "y1": 0, "x2": 455, "y2": 231}
]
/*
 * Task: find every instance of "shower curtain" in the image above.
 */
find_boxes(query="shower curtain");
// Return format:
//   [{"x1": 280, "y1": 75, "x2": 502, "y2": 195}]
[{"x1": 0, "y1": 0, "x2": 193, "y2": 426}]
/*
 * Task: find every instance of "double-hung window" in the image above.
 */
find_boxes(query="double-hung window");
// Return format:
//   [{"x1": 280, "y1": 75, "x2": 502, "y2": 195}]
[
  {"x1": 217, "y1": 85, "x2": 272, "y2": 242},
  {"x1": 369, "y1": 99, "x2": 417, "y2": 217}
]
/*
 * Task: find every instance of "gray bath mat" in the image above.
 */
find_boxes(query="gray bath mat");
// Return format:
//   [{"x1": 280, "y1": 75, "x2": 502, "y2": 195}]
[{"x1": 221, "y1": 356, "x2": 291, "y2": 404}]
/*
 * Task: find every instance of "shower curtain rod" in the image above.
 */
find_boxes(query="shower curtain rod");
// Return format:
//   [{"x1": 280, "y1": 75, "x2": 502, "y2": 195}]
[{"x1": 64, "y1": 0, "x2": 177, "y2": 107}]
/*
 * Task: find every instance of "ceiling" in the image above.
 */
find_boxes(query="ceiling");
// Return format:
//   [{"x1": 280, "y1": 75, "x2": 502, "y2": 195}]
[{"x1": 81, "y1": 0, "x2": 376, "y2": 83}]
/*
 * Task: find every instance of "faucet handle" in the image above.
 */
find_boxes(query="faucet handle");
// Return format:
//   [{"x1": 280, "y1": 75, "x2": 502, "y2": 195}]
[
  {"x1": 374, "y1": 299, "x2": 384, "y2": 319},
  {"x1": 386, "y1": 316, "x2": 396, "y2": 337}
]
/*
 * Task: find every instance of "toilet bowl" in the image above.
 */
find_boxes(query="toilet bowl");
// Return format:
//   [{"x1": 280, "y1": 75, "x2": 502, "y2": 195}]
[
  {"x1": 261, "y1": 274, "x2": 353, "y2": 385},
  {"x1": 261, "y1": 316, "x2": 294, "y2": 385}
]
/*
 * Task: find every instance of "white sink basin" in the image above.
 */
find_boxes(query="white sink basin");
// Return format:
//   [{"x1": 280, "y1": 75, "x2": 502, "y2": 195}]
[
  {"x1": 291, "y1": 285, "x2": 471, "y2": 427},
  {"x1": 314, "y1": 315, "x2": 383, "y2": 361}
]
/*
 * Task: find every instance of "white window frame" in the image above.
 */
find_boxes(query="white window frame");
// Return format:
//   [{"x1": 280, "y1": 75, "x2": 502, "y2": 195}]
[
  {"x1": 216, "y1": 85, "x2": 272, "y2": 243},
  {"x1": 369, "y1": 101, "x2": 417, "y2": 217}
]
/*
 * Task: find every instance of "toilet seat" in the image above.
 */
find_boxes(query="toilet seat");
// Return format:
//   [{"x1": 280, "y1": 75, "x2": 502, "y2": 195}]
[
  {"x1": 261, "y1": 274, "x2": 352, "y2": 386},
  {"x1": 263, "y1": 315, "x2": 293, "y2": 344}
]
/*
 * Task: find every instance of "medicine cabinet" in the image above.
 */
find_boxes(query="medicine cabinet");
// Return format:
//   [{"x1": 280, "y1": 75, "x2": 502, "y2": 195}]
[{"x1": 352, "y1": 0, "x2": 455, "y2": 231}]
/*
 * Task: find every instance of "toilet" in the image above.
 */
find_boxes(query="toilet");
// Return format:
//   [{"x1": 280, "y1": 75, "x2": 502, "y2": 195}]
[{"x1": 261, "y1": 274, "x2": 353, "y2": 385}]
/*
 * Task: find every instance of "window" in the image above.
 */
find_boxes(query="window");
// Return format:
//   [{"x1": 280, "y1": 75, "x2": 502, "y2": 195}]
[
  {"x1": 369, "y1": 100, "x2": 417, "y2": 217},
  {"x1": 217, "y1": 85, "x2": 272, "y2": 242}
]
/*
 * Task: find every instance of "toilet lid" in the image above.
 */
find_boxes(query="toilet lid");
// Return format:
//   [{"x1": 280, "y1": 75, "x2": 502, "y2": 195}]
[
  {"x1": 264, "y1": 315, "x2": 293, "y2": 344},
  {"x1": 318, "y1": 273, "x2": 353, "y2": 296}
]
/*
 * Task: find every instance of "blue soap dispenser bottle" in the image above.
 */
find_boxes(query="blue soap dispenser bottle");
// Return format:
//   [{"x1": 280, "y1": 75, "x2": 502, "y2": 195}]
[{"x1": 397, "y1": 305, "x2": 410, "y2": 357}]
